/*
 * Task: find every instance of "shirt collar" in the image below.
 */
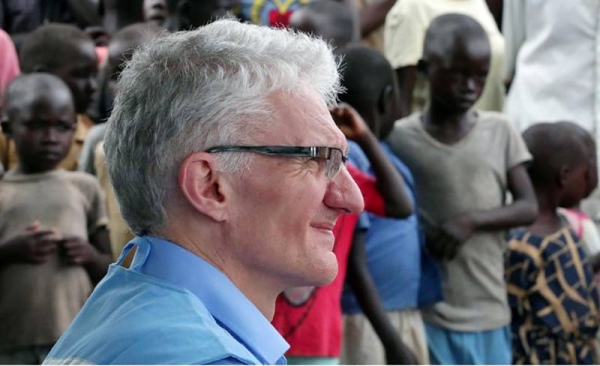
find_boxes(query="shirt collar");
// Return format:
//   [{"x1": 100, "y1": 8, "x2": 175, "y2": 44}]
[{"x1": 130, "y1": 236, "x2": 289, "y2": 364}]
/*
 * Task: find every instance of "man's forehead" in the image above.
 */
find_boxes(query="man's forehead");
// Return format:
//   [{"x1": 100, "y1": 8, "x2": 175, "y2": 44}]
[{"x1": 269, "y1": 90, "x2": 346, "y2": 150}]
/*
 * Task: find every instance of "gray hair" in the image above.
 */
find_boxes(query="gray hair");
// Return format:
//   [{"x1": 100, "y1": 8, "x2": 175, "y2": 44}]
[{"x1": 104, "y1": 19, "x2": 342, "y2": 236}]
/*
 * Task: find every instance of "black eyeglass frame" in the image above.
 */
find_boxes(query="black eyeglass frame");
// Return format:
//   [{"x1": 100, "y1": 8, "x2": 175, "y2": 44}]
[{"x1": 205, "y1": 145, "x2": 348, "y2": 178}]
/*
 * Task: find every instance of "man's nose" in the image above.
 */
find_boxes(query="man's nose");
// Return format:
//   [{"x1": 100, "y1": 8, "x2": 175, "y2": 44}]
[{"x1": 324, "y1": 165, "x2": 365, "y2": 214}]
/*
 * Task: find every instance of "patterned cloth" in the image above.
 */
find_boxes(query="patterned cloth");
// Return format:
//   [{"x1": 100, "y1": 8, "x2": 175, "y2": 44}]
[{"x1": 505, "y1": 225, "x2": 600, "y2": 364}]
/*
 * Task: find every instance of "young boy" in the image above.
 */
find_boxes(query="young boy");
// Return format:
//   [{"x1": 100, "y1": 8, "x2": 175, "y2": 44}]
[
  {"x1": 386, "y1": 14, "x2": 538, "y2": 364},
  {"x1": 0, "y1": 24, "x2": 100, "y2": 172},
  {"x1": 506, "y1": 122, "x2": 600, "y2": 365},
  {"x1": 0, "y1": 74, "x2": 111, "y2": 364},
  {"x1": 337, "y1": 45, "x2": 442, "y2": 365},
  {"x1": 271, "y1": 103, "x2": 416, "y2": 365}
]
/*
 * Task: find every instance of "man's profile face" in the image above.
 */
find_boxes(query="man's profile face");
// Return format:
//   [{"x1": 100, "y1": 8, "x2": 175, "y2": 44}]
[{"x1": 224, "y1": 87, "x2": 364, "y2": 289}]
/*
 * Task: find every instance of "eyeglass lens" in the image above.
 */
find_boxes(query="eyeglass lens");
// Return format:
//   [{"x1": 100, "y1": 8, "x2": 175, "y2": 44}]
[{"x1": 325, "y1": 149, "x2": 342, "y2": 179}]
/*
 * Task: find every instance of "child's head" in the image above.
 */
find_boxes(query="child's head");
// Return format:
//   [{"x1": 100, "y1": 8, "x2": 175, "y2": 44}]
[
  {"x1": 338, "y1": 45, "x2": 400, "y2": 139},
  {"x1": 165, "y1": 0, "x2": 229, "y2": 31},
  {"x1": 422, "y1": 13, "x2": 490, "y2": 113},
  {"x1": 1, "y1": 73, "x2": 76, "y2": 173},
  {"x1": 106, "y1": 23, "x2": 162, "y2": 99},
  {"x1": 19, "y1": 24, "x2": 98, "y2": 115},
  {"x1": 289, "y1": 0, "x2": 358, "y2": 49},
  {"x1": 143, "y1": 0, "x2": 168, "y2": 27},
  {"x1": 523, "y1": 122, "x2": 592, "y2": 208}
]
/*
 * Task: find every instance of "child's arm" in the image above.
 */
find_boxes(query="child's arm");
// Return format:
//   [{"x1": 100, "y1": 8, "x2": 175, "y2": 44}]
[
  {"x1": 435, "y1": 163, "x2": 537, "y2": 259},
  {"x1": 359, "y1": 0, "x2": 396, "y2": 38},
  {"x1": 331, "y1": 104, "x2": 413, "y2": 218},
  {"x1": 62, "y1": 227, "x2": 112, "y2": 284},
  {"x1": 347, "y1": 226, "x2": 419, "y2": 365}
]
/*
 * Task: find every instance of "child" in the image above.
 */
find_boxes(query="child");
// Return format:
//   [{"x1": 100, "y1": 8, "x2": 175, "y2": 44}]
[
  {"x1": 337, "y1": 45, "x2": 442, "y2": 365},
  {"x1": 271, "y1": 103, "x2": 416, "y2": 365},
  {"x1": 0, "y1": 74, "x2": 112, "y2": 364},
  {"x1": 384, "y1": 0, "x2": 505, "y2": 117},
  {"x1": 386, "y1": 13, "x2": 537, "y2": 364},
  {"x1": 0, "y1": 24, "x2": 100, "y2": 172},
  {"x1": 289, "y1": 0, "x2": 358, "y2": 49},
  {"x1": 505, "y1": 122, "x2": 600, "y2": 364}
]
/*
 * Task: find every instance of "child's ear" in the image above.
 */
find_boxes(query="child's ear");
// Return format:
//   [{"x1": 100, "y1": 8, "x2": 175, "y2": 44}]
[
  {"x1": 558, "y1": 165, "x2": 570, "y2": 188},
  {"x1": 417, "y1": 59, "x2": 428, "y2": 75},
  {"x1": 1, "y1": 117, "x2": 11, "y2": 137},
  {"x1": 378, "y1": 85, "x2": 394, "y2": 115}
]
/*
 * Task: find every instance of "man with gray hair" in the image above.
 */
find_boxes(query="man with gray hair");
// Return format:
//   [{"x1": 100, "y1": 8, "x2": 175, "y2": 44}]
[{"x1": 43, "y1": 19, "x2": 364, "y2": 365}]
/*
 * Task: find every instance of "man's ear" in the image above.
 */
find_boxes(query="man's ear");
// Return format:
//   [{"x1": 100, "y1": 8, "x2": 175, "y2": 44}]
[{"x1": 178, "y1": 152, "x2": 229, "y2": 222}]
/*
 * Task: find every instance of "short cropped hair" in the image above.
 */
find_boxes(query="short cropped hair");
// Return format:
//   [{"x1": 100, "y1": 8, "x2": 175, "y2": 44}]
[
  {"x1": 4, "y1": 73, "x2": 73, "y2": 120},
  {"x1": 423, "y1": 13, "x2": 490, "y2": 62},
  {"x1": 19, "y1": 24, "x2": 93, "y2": 73},
  {"x1": 338, "y1": 45, "x2": 395, "y2": 115},
  {"x1": 303, "y1": 0, "x2": 357, "y2": 48},
  {"x1": 104, "y1": 19, "x2": 342, "y2": 235},
  {"x1": 523, "y1": 122, "x2": 589, "y2": 184}
]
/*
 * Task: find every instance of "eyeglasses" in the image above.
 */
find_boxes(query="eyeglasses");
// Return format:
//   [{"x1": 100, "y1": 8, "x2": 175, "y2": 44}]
[{"x1": 205, "y1": 145, "x2": 348, "y2": 179}]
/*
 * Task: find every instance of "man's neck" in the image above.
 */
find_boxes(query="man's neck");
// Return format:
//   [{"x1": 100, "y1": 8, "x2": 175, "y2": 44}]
[
  {"x1": 160, "y1": 224, "x2": 280, "y2": 321},
  {"x1": 422, "y1": 106, "x2": 475, "y2": 144}
]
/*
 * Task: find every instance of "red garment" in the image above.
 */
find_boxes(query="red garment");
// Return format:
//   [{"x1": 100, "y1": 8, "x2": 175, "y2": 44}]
[{"x1": 271, "y1": 164, "x2": 384, "y2": 357}]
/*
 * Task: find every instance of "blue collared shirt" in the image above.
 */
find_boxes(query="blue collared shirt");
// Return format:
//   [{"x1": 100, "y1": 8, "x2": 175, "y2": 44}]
[{"x1": 44, "y1": 236, "x2": 289, "y2": 365}]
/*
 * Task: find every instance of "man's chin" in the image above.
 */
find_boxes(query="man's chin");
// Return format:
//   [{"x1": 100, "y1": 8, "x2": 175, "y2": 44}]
[{"x1": 308, "y1": 254, "x2": 339, "y2": 287}]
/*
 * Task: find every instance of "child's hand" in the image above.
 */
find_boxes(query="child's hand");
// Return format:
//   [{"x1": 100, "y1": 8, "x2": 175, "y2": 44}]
[
  {"x1": 61, "y1": 236, "x2": 98, "y2": 265},
  {"x1": 330, "y1": 103, "x2": 370, "y2": 141},
  {"x1": 438, "y1": 215, "x2": 475, "y2": 259},
  {"x1": 426, "y1": 215, "x2": 475, "y2": 260},
  {"x1": 3, "y1": 222, "x2": 61, "y2": 264}
]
